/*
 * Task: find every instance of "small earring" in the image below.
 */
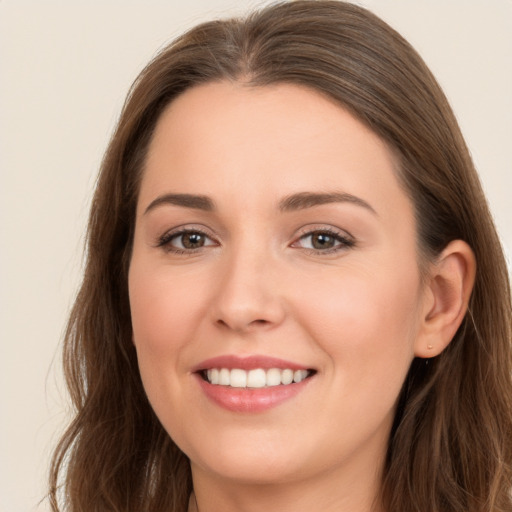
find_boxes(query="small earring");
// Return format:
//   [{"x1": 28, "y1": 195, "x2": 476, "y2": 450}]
[{"x1": 427, "y1": 344, "x2": 434, "y2": 350}]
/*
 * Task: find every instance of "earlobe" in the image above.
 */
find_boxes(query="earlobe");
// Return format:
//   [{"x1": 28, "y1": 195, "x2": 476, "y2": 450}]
[{"x1": 414, "y1": 240, "x2": 476, "y2": 358}]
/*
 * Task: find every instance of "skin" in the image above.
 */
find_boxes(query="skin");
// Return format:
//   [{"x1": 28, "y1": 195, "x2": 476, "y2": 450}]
[{"x1": 128, "y1": 81, "x2": 474, "y2": 512}]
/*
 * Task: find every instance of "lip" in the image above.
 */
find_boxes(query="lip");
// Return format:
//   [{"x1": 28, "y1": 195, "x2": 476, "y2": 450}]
[
  {"x1": 192, "y1": 354, "x2": 310, "y2": 372},
  {"x1": 192, "y1": 355, "x2": 315, "y2": 413},
  {"x1": 196, "y1": 375, "x2": 312, "y2": 413}
]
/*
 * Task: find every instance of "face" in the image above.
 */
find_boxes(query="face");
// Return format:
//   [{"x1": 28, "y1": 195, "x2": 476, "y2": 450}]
[{"x1": 129, "y1": 82, "x2": 428, "y2": 491}]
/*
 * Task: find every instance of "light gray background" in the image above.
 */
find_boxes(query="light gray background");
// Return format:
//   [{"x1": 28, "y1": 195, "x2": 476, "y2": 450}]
[{"x1": 1, "y1": 1, "x2": 510, "y2": 511}]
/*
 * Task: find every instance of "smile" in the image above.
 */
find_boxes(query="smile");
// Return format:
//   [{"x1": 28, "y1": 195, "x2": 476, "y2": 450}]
[
  {"x1": 203, "y1": 368, "x2": 312, "y2": 388},
  {"x1": 194, "y1": 355, "x2": 316, "y2": 412}
]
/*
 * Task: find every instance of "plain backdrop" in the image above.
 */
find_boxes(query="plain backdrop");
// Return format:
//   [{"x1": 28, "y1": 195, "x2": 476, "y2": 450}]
[{"x1": 1, "y1": 1, "x2": 510, "y2": 511}]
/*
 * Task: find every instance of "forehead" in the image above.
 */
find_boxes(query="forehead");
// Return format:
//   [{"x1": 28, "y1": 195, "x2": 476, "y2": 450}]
[{"x1": 140, "y1": 81, "x2": 412, "y2": 222}]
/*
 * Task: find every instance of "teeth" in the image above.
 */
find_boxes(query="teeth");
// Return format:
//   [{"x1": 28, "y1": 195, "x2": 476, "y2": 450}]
[
  {"x1": 209, "y1": 368, "x2": 219, "y2": 384},
  {"x1": 219, "y1": 368, "x2": 230, "y2": 385},
  {"x1": 247, "y1": 368, "x2": 266, "y2": 388},
  {"x1": 230, "y1": 369, "x2": 247, "y2": 388},
  {"x1": 266, "y1": 368, "x2": 282, "y2": 387},
  {"x1": 281, "y1": 369, "x2": 294, "y2": 385},
  {"x1": 293, "y1": 369, "x2": 307, "y2": 383},
  {"x1": 204, "y1": 368, "x2": 310, "y2": 388}
]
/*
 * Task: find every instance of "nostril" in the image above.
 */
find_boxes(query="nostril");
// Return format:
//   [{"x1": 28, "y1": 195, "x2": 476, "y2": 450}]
[
  {"x1": 215, "y1": 317, "x2": 271, "y2": 331},
  {"x1": 215, "y1": 319, "x2": 236, "y2": 330}
]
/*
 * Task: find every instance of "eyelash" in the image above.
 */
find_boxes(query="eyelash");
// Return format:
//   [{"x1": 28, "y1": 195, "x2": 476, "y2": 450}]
[
  {"x1": 156, "y1": 227, "x2": 355, "y2": 255},
  {"x1": 292, "y1": 227, "x2": 355, "y2": 255},
  {"x1": 157, "y1": 227, "x2": 217, "y2": 254}
]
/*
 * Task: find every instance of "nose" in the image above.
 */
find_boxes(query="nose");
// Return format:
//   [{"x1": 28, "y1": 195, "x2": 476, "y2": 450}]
[{"x1": 211, "y1": 247, "x2": 286, "y2": 333}]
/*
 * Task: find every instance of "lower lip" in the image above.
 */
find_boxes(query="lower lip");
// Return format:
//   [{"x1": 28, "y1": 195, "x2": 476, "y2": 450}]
[{"x1": 196, "y1": 374, "x2": 312, "y2": 413}]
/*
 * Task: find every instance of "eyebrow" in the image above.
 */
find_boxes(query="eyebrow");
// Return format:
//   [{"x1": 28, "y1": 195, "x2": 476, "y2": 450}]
[
  {"x1": 144, "y1": 193, "x2": 214, "y2": 215},
  {"x1": 279, "y1": 191, "x2": 377, "y2": 215},
  {"x1": 143, "y1": 191, "x2": 376, "y2": 216}
]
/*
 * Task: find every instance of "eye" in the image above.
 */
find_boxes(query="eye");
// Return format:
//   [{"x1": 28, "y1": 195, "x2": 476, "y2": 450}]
[
  {"x1": 158, "y1": 229, "x2": 217, "y2": 253},
  {"x1": 292, "y1": 229, "x2": 354, "y2": 254}
]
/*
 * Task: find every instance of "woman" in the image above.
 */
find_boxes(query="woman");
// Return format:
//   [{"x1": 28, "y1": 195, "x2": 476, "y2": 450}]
[{"x1": 49, "y1": 1, "x2": 512, "y2": 511}]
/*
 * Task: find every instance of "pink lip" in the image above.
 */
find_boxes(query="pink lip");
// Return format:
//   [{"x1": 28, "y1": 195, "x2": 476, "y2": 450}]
[
  {"x1": 192, "y1": 355, "x2": 314, "y2": 413},
  {"x1": 196, "y1": 375, "x2": 312, "y2": 413},
  {"x1": 193, "y1": 354, "x2": 309, "y2": 372}
]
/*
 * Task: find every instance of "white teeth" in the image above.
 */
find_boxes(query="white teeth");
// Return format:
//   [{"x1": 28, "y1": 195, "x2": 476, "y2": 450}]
[
  {"x1": 294, "y1": 369, "x2": 308, "y2": 383},
  {"x1": 219, "y1": 368, "x2": 230, "y2": 385},
  {"x1": 281, "y1": 369, "x2": 294, "y2": 385},
  {"x1": 230, "y1": 369, "x2": 247, "y2": 388},
  {"x1": 266, "y1": 368, "x2": 282, "y2": 387},
  {"x1": 247, "y1": 368, "x2": 267, "y2": 388},
  {"x1": 204, "y1": 367, "x2": 311, "y2": 388}
]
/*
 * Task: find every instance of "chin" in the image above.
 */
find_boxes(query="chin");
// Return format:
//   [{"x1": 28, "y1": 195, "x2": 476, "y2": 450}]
[
  {"x1": 183, "y1": 428, "x2": 313, "y2": 485},
  {"x1": 193, "y1": 454, "x2": 307, "y2": 486}
]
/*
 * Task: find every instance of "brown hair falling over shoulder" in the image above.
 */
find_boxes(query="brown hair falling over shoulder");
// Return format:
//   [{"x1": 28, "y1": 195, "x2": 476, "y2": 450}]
[{"x1": 49, "y1": 2, "x2": 512, "y2": 511}]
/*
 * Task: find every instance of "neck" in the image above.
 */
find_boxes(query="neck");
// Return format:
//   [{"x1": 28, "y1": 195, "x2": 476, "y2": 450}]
[{"x1": 189, "y1": 460, "x2": 384, "y2": 512}]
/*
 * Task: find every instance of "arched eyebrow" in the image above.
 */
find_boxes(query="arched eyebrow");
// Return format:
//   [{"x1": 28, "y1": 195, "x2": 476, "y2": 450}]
[
  {"x1": 143, "y1": 191, "x2": 376, "y2": 216},
  {"x1": 144, "y1": 193, "x2": 214, "y2": 214},
  {"x1": 279, "y1": 192, "x2": 377, "y2": 215}
]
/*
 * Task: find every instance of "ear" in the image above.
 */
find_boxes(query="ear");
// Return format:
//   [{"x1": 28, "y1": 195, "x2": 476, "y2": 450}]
[{"x1": 415, "y1": 240, "x2": 476, "y2": 358}]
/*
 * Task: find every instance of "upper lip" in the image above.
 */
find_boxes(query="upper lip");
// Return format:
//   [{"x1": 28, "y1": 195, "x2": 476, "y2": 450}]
[{"x1": 192, "y1": 355, "x2": 312, "y2": 372}]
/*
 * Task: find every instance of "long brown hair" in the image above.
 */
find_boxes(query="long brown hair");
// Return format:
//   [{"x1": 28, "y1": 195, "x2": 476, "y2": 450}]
[{"x1": 49, "y1": 2, "x2": 512, "y2": 511}]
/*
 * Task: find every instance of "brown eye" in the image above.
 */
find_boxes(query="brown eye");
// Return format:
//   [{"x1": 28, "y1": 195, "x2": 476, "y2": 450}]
[
  {"x1": 292, "y1": 229, "x2": 355, "y2": 254},
  {"x1": 310, "y1": 233, "x2": 337, "y2": 249},
  {"x1": 158, "y1": 229, "x2": 217, "y2": 252},
  {"x1": 180, "y1": 232, "x2": 206, "y2": 249}
]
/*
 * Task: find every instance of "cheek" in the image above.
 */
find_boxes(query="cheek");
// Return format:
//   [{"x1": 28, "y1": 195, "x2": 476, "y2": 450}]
[
  {"x1": 293, "y1": 263, "x2": 422, "y2": 385},
  {"x1": 127, "y1": 261, "x2": 214, "y2": 414},
  {"x1": 128, "y1": 261, "x2": 215, "y2": 434},
  {"x1": 129, "y1": 264, "x2": 207, "y2": 353}
]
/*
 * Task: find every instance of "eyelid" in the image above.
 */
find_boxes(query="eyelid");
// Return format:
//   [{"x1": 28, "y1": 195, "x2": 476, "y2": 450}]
[
  {"x1": 290, "y1": 225, "x2": 355, "y2": 253},
  {"x1": 294, "y1": 223, "x2": 354, "y2": 239},
  {"x1": 155, "y1": 224, "x2": 219, "y2": 252}
]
